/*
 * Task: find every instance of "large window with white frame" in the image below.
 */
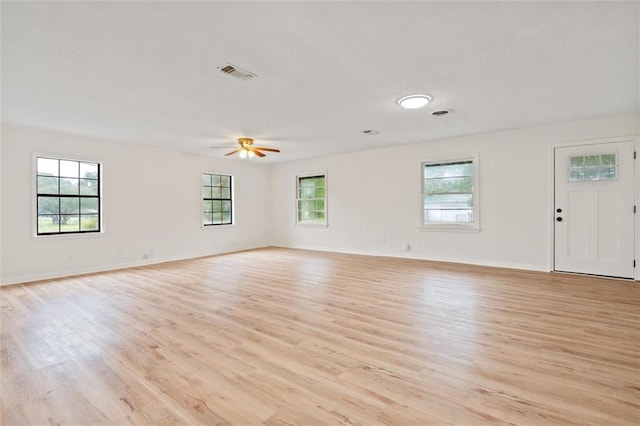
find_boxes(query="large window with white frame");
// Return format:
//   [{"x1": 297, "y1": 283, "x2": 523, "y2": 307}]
[
  {"x1": 202, "y1": 173, "x2": 233, "y2": 226},
  {"x1": 422, "y1": 155, "x2": 479, "y2": 230},
  {"x1": 296, "y1": 173, "x2": 327, "y2": 225},
  {"x1": 36, "y1": 156, "x2": 101, "y2": 235}
]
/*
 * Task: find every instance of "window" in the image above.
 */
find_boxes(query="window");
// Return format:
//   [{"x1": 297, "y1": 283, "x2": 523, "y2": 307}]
[
  {"x1": 36, "y1": 156, "x2": 101, "y2": 235},
  {"x1": 569, "y1": 153, "x2": 617, "y2": 181},
  {"x1": 422, "y1": 156, "x2": 478, "y2": 230},
  {"x1": 202, "y1": 173, "x2": 232, "y2": 226},
  {"x1": 297, "y1": 174, "x2": 326, "y2": 225}
]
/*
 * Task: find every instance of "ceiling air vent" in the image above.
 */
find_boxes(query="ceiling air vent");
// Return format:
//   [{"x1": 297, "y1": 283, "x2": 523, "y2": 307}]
[
  {"x1": 217, "y1": 63, "x2": 257, "y2": 80},
  {"x1": 362, "y1": 129, "x2": 380, "y2": 135},
  {"x1": 432, "y1": 109, "x2": 451, "y2": 117}
]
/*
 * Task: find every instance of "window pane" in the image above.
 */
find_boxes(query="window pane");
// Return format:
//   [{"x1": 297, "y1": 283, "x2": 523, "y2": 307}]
[
  {"x1": 316, "y1": 211, "x2": 325, "y2": 220},
  {"x1": 585, "y1": 155, "x2": 599, "y2": 167},
  {"x1": 212, "y1": 175, "x2": 221, "y2": 186},
  {"x1": 585, "y1": 167, "x2": 599, "y2": 180},
  {"x1": 203, "y1": 200, "x2": 213, "y2": 213},
  {"x1": 300, "y1": 187, "x2": 315, "y2": 199},
  {"x1": 37, "y1": 158, "x2": 58, "y2": 176},
  {"x1": 211, "y1": 200, "x2": 222, "y2": 213},
  {"x1": 38, "y1": 196, "x2": 59, "y2": 215},
  {"x1": 80, "y1": 198, "x2": 99, "y2": 213},
  {"x1": 569, "y1": 156, "x2": 584, "y2": 168},
  {"x1": 299, "y1": 177, "x2": 317, "y2": 188},
  {"x1": 425, "y1": 162, "x2": 473, "y2": 178},
  {"x1": 425, "y1": 209, "x2": 473, "y2": 224},
  {"x1": 80, "y1": 162, "x2": 98, "y2": 179},
  {"x1": 221, "y1": 188, "x2": 231, "y2": 199},
  {"x1": 202, "y1": 186, "x2": 212, "y2": 199},
  {"x1": 203, "y1": 212, "x2": 213, "y2": 225},
  {"x1": 570, "y1": 168, "x2": 584, "y2": 181},
  {"x1": 300, "y1": 200, "x2": 315, "y2": 211},
  {"x1": 79, "y1": 179, "x2": 98, "y2": 195},
  {"x1": 38, "y1": 176, "x2": 59, "y2": 194},
  {"x1": 202, "y1": 174, "x2": 212, "y2": 186},
  {"x1": 221, "y1": 176, "x2": 230, "y2": 187},
  {"x1": 80, "y1": 215, "x2": 99, "y2": 231},
  {"x1": 212, "y1": 212, "x2": 222, "y2": 223},
  {"x1": 59, "y1": 160, "x2": 79, "y2": 178},
  {"x1": 38, "y1": 215, "x2": 59, "y2": 234},
  {"x1": 60, "y1": 178, "x2": 79, "y2": 195},
  {"x1": 211, "y1": 187, "x2": 221, "y2": 198},
  {"x1": 222, "y1": 211, "x2": 232, "y2": 224},
  {"x1": 221, "y1": 200, "x2": 231, "y2": 212},
  {"x1": 60, "y1": 215, "x2": 80, "y2": 232},
  {"x1": 425, "y1": 193, "x2": 473, "y2": 209},
  {"x1": 600, "y1": 154, "x2": 616, "y2": 166},
  {"x1": 315, "y1": 200, "x2": 325, "y2": 210},
  {"x1": 425, "y1": 176, "x2": 472, "y2": 194},
  {"x1": 599, "y1": 166, "x2": 616, "y2": 179},
  {"x1": 60, "y1": 198, "x2": 80, "y2": 214}
]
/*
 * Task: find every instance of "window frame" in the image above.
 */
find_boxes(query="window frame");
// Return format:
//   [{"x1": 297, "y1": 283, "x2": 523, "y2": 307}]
[
  {"x1": 296, "y1": 172, "x2": 328, "y2": 227},
  {"x1": 33, "y1": 154, "x2": 103, "y2": 237},
  {"x1": 201, "y1": 172, "x2": 234, "y2": 228},
  {"x1": 420, "y1": 154, "x2": 480, "y2": 232}
]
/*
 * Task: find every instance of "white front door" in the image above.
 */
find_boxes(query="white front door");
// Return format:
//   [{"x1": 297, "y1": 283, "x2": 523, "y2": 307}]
[{"x1": 554, "y1": 140, "x2": 635, "y2": 279}]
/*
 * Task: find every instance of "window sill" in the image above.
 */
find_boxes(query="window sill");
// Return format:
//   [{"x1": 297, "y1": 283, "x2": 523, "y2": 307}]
[
  {"x1": 296, "y1": 222, "x2": 328, "y2": 228},
  {"x1": 33, "y1": 231, "x2": 105, "y2": 240},
  {"x1": 419, "y1": 224, "x2": 480, "y2": 233},
  {"x1": 202, "y1": 223, "x2": 236, "y2": 230}
]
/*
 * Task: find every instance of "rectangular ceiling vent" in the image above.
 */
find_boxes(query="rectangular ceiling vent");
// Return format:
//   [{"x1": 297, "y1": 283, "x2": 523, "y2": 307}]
[{"x1": 218, "y1": 63, "x2": 257, "y2": 80}]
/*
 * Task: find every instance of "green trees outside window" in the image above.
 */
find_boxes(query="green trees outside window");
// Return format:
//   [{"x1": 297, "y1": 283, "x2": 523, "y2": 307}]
[
  {"x1": 36, "y1": 157, "x2": 100, "y2": 235},
  {"x1": 202, "y1": 173, "x2": 233, "y2": 226},
  {"x1": 297, "y1": 175, "x2": 326, "y2": 225}
]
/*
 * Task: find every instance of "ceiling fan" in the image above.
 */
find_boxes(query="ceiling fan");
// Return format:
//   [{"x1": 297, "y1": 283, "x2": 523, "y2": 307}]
[{"x1": 224, "y1": 137, "x2": 280, "y2": 158}]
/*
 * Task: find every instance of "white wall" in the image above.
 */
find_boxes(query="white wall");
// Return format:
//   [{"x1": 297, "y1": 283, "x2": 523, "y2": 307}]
[
  {"x1": 2, "y1": 114, "x2": 638, "y2": 285},
  {"x1": 269, "y1": 113, "x2": 639, "y2": 273},
  {"x1": 1, "y1": 124, "x2": 271, "y2": 285}
]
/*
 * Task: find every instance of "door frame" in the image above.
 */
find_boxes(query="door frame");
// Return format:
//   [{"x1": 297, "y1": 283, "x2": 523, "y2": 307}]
[{"x1": 550, "y1": 135, "x2": 639, "y2": 280}]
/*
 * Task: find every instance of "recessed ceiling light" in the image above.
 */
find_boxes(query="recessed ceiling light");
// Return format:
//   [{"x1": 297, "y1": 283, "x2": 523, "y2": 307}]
[{"x1": 397, "y1": 94, "x2": 432, "y2": 109}]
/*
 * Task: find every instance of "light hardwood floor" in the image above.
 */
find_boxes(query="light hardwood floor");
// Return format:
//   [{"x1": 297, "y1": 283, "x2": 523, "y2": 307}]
[{"x1": 1, "y1": 247, "x2": 639, "y2": 425}]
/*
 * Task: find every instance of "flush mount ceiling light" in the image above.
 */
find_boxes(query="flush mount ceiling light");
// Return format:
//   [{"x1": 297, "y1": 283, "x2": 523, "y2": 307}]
[{"x1": 397, "y1": 94, "x2": 432, "y2": 109}]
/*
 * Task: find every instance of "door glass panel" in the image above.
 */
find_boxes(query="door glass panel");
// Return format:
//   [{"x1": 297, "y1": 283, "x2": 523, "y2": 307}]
[{"x1": 569, "y1": 153, "x2": 616, "y2": 181}]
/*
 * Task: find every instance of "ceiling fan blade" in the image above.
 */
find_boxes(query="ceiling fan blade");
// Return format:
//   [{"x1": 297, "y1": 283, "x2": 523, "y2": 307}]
[
  {"x1": 224, "y1": 149, "x2": 240, "y2": 156},
  {"x1": 253, "y1": 149, "x2": 266, "y2": 157},
  {"x1": 253, "y1": 147, "x2": 280, "y2": 152}
]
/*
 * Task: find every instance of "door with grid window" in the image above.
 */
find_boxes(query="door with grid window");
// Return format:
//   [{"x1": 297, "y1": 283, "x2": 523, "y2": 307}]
[{"x1": 554, "y1": 141, "x2": 635, "y2": 278}]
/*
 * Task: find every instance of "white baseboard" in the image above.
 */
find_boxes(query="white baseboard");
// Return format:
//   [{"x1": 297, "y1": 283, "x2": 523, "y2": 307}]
[
  {"x1": 270, "y1": 243, "x2": 551, "y2": 273},
  {"x1": 0, "y1": 244, "x2": 269, "y2": 286}
]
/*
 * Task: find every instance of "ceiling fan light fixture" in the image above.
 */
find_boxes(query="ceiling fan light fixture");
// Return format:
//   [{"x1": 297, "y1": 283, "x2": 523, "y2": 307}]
[
  {"x1": 397, "y1": 94, "x2": 432, "y2": 109},
  {"x1": 239, "y1": 149, "x2": 248, "y2": 159}
]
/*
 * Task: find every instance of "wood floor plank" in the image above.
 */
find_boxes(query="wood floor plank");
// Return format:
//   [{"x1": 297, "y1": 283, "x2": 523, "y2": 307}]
[{"x1": 1, "y1": 247, "x2": 639, "y2": 425}]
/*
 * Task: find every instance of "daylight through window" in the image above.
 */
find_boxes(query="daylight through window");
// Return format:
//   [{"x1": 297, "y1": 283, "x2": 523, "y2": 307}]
[
  {"x1": 36, "y1": 157, "x2": 101, "y2": 235},
  {"x1": 202, "y1": 173, "x2": 233, "y2": 226},
  {"x1": 297, "y1": 174, "x2": 326, "y2": 225},
  {"x1": 423, "y1": 157, "x2": 478, "y2": 228}
]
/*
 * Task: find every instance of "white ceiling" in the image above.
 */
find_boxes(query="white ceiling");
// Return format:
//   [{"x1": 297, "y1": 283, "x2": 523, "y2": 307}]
[{"x1": 2, "y1": 1, "x2": 638, "y2": 163}]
